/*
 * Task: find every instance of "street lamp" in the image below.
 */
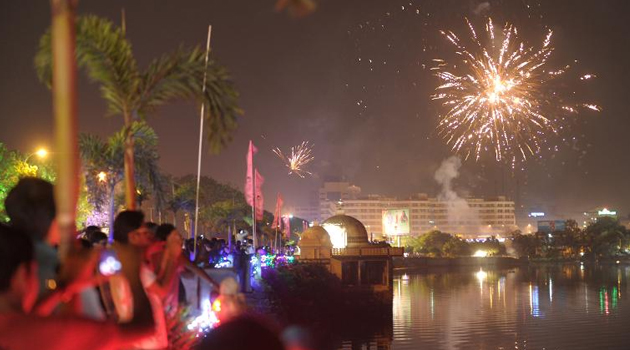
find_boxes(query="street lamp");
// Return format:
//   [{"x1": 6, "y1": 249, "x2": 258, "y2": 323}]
[
  {"x1": 25, "y1": 147, "x2": 49, "y2": 162},
  {"x1": 35, "y1": 148, "x2": 48, "y2": 158}
]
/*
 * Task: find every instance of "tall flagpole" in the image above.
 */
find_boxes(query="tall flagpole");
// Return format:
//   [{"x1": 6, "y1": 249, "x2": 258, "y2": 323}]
[
  {"x1": 252, "y1": 164, "x2": 257, "y2": 249},
  {"x1": 193, "y1": 25, "x2": 212, "y2": 260}
]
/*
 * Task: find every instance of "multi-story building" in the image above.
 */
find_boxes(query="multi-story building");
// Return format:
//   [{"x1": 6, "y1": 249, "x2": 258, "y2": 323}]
[
  {"x1": 294, "y1": 182, "x2": 517, "y2": 239},
  {"x1": 582, "y1": 207, "x2": 618, "y2": 227}
]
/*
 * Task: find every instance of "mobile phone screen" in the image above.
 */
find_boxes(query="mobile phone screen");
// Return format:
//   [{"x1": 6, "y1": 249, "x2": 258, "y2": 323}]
[{"x1": 99, "y1": 249, "x2": 122, "y2": 276}]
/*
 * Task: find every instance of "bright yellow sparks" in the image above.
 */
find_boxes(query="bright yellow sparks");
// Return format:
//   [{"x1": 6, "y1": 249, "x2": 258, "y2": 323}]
[
  {"x1": 97, "y1": 171, "x2": 107, "y2": 183},
  {"x1": 432, "y1": 18, "x2": 600, "y2": 163},
  {"x1": 273, "y1": 141, "x2": 314, "y2": 178}
]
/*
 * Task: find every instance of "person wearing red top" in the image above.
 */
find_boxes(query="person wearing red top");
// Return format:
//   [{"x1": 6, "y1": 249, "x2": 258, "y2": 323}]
[
  {"x1": 147, "y1": 223, "x2": 219, "y2": 318},
  {"x1": 0, "y1": 223, "x2": 155, "y2": 350}
]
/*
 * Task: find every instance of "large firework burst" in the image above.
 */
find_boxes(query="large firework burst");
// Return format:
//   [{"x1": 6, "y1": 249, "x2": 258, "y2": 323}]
[
  {"x1": 432, "y1": 18, "x2": 599, "y2": 163},
  {"x1": 273, "y1": 141, "x2": 314, "y2": 178}
]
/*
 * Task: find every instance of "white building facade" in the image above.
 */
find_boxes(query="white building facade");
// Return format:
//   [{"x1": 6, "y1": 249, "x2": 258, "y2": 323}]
[{"x1": 294, "y1": 182, "x2": 517, "y2": 239}]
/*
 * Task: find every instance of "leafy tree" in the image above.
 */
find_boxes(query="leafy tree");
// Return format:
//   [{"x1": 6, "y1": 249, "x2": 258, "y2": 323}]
[
  {"x1": 583, "y1": 217, "x2": 628, "y2": 258},
  {"x1": 36, "y1": 15, "x2": 241, "y2": 209},
  {"x1": 470, "y1": 236, "x2": 507, "y2": 256},
  {"x1": 0, "y1": 143, "x2": 56, "y2": 222},
  {"x1": 167, "y1": 181, "x2": 196, "y2": 228},
  {"x1": 79, "y1": 121, "x2": 166, "y2": 233},
  {"x1": 200, "y1": 200, "x2": 246, "y2": 234},
  {"x1": 511, "y1": 232, "x2": 539, "y2": 258},
  {"x1": 0, "y1": 143, "x2": 93, "y2": 227},
  {"x1": 412, "y1": 231, "x2": 453, "y2": 257},
  {"x1": 166, "y1": 175, "x2": 249, "y2": 233},
  {"x1": 442, "y1": 237, "x2": 471, "y2": 257}
]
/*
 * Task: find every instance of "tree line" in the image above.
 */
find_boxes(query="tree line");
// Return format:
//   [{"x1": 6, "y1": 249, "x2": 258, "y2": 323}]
[
  {"x1": 403, "y1": 218, "x2": 630, "y2": 260},
  {"x1": 511, "y1": 218, "x2": 629, "y2": 260}
]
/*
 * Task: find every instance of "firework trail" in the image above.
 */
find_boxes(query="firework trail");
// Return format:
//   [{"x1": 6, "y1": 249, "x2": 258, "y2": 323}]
[
  {"x1": 432, "y1": 17, "x2": 600, "y2": 163},
  {"x1": 273, "y1": 141, "x2": 315, "y2": 178}
]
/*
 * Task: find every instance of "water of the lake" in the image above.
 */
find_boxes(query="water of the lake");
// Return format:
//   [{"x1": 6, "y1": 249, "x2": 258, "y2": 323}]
[{"x1": 338, "y1": 264, "x2": 630, "y2": 350}]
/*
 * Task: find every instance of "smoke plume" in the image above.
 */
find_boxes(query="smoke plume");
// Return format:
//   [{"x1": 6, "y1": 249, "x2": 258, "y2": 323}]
[{"x1": 434, "y1": 156, "x2": 480, "y2": 234}]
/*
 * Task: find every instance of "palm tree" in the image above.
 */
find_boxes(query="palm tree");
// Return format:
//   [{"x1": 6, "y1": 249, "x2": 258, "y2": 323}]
[
  {"x1": 167, "y1": 181, "x2": 196, "y2": 228},
  {"x1": 80, "y1": 121, "x2": 166, "y2": 235},
  {"x1": 36, "y1": 15, "x2": 241, "y2": 209}
]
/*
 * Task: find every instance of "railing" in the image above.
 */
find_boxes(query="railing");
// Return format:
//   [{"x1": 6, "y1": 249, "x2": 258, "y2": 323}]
[{"x1": 331, "y1": 246, "x2": 404, "y2": 257}]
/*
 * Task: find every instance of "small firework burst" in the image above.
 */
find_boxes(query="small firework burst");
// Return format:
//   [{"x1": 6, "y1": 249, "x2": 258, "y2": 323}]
[{"x1": 273, "y1": 141, "x2": 314, "y2": 178}]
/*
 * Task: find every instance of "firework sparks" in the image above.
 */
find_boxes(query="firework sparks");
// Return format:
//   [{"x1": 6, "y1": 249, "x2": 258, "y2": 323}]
[
  {"x1": 273, "y1": 141, "x2": 314, "y2": 178},
  {"x1": 432, "y1": 18, "x2": 599, "y2": 163}
]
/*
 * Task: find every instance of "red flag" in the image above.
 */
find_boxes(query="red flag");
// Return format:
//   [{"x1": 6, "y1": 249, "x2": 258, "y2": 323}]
[
  {"x1": 282, "y1": 216, "x2": 291, "y2": 238},
  {"x1": 254, "y1": 169, "x2": 264, "y2": 221},
  {"x1": 245, "y1": 141, "x2": 258, "y2": 207},
  {"x1": 271, "y1": 193, "x2": 284, "y2": 229}
]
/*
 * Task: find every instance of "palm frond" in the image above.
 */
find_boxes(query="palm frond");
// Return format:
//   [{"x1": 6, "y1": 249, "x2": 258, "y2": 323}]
[
  {"x1": 35, "y1": 15, "x2": 140, "y2": 116},
  {"x1": 139, "y1": 47, "x2": 241, "y2": 153}
]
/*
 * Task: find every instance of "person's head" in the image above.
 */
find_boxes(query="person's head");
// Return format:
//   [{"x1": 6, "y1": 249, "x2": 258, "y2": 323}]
[
  {"x1": 113, "y1": 210, "x2": 152, "y2": 247},
  {"x1": 88, "y1": 231, "x2": 108, "y2": 247},
  {"x1": 78, "y1": 238, "x2": 92, "y2": 249},
  {"x1": 0, "y1": 224, "x2": 38, "y2": 313},
  {"x1": 145, "y1": 222, "x2": 158, "y2": 241},
  {"x1": 156, "y1": 223, "x2": 176, "y2": 242},
  {"x1": 5, "y1": 177, "x2": 58, "y2": 244},
  {"x1": 83, "y1": 225, "x2": 100, "y2": 237},
  {"x1": 196, "y1": 315, "x2": 285, "y2": 350}
]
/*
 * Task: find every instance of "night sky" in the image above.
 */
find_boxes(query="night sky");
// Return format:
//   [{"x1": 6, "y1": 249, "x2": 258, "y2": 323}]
[{"x1": 1, "y1": 0, "x2": 629, "y2": 219}]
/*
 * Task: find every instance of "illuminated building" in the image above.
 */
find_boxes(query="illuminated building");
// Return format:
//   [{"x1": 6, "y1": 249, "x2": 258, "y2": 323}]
[
  {"x1": 293, "y1": 182, "x2": 517, "y2": 239},
  {"x1": 582, "y1": 207, "x2": 619, "y2": 227},
  {"x1": 298, "y1": 225, "x2": 332, "y2": 260},
  {"x1": 297, "y1": 216, "x2": 404, "y2": 292}
]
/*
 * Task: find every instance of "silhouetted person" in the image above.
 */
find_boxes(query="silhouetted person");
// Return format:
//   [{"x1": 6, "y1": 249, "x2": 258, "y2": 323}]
[
  {"x1": 0, "y1": 223, "x2": 155, "y2": 350},
  {"x1": 5, "y1": 177, "x2": 59, "y2": 298},
  {"x1": 110, "y1": 210, "x2": 178, "y2": 350},
  {"x1": 196, "y1": 315, "x2": 285, "y2": 350}
]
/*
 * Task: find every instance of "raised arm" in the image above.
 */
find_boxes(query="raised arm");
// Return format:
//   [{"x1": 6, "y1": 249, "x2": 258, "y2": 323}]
[
  {"x1": 183, "y1": 259, "x2": 219, "y2": 290},
  {"x1": 145, "y1": 231, "x2": 182, "y2": 299},
  {"x1": 112, "y1": 242, "x2": 155, "y2": 344}
]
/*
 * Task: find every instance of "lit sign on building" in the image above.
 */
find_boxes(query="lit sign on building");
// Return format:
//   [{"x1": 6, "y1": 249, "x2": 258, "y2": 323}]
[
  {"x1": 597, "y1": 208, "x2": 617, "y2": 216},
  {"x1": 537, "y1": 220, "x2": 566, "y2": 233},
  {"x1": 529, "y1": 212, "x2": 545, "y2": 218},
  {"x1": 382, "y1": 209, "x2": 410, "y2": 236}
]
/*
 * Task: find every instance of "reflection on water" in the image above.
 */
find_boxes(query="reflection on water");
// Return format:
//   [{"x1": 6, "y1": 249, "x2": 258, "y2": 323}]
[{"x1": 339, "y1": 264, "x2": 630, "y2": 350}]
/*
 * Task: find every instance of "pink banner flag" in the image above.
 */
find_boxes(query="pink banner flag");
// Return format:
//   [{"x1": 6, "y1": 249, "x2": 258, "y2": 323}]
[
  {"x1": 244, "y1": 140, "x2": 258, "y2": 207},
  {"x1": 271, "y1": 193, "x2": 284, "y2": 229},
  {"x1": 282, "y1": 216, "x2": 291, "y2": 238},
  {"x1": 255, "y1": 169, "x2": 264, "y2": 221}
]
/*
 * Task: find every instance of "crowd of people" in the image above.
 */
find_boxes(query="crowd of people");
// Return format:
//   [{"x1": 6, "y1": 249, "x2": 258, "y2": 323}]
[{"x1": 0, "y1": 177, "x2": 307, "y2": 350}]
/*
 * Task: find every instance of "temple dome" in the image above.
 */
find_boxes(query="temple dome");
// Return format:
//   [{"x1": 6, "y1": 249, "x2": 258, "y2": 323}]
[
  {"x1": 321, "y1": 215, "x2": 370, "y2": 248},
  {"x1": 299, "y1": 225, "x2": 332, "y2": 247}
]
